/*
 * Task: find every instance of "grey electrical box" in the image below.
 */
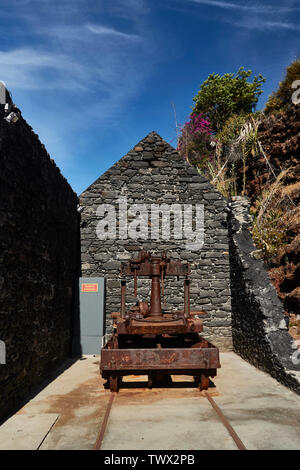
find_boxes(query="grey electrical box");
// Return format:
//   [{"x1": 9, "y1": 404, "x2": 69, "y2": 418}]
[{"x1": 79, "y1": 277, "x2": 105, "y2": 355}]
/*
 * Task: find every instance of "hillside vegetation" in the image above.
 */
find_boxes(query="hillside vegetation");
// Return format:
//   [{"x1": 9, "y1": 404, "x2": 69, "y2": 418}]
[{"x1": 178, "y1": 59, "x2": 300, "y2": 329}]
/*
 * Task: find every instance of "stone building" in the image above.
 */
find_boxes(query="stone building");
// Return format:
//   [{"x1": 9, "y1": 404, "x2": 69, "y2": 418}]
[
  {"x1": 79, "y1": 132, "x2": 232, "y2": 350},
  {"x1": 2, "y1": 108, "x2": 299, "y2": 424}
]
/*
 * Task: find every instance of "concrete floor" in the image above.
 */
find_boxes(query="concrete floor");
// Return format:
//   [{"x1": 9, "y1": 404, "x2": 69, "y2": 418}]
[{"x1": 1, "y1": 352, "x2": 300, "y2": 450}]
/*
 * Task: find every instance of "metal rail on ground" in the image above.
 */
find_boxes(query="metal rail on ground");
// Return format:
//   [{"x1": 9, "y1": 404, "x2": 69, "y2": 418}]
[{"x1": 93, "y1": 387, "x2": 247, "y2": 451}]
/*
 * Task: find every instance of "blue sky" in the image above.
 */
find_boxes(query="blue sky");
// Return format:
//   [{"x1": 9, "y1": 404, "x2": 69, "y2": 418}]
[{"x1": 1, "y1": 0, "x2": 299, "y2": 195}]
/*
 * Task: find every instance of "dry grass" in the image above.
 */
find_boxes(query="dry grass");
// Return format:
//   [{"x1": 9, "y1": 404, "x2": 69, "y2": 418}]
[
  {"x1": 250, "y1": 168, "x2": 295, "y2": 258},
  {"x1": 281, "y1": 182, "x2": 300, "y2": 200},
  {"x1": 255, "y1": 168, "x2": 291, "y2": 225},
  {"x1": 281, "y1": 206, "x2": 300, "y2": 232}
]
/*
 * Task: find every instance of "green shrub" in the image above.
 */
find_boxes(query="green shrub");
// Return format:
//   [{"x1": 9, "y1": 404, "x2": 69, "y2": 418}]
[
  {"x1": 192, "y1": 67, "x2": 265, "y2": 132},
  {"x1": 216, "y1": 114, "x2": 248, "y2": 145}
]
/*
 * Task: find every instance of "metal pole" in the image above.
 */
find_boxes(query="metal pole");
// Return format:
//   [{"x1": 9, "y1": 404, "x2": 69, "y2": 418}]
[
  {"x1": 184, "y1": 276, "x2": 190, "y2": 318},
  {"x1": 149, "y1": 258, "x2": 162, "y2": 316},
  {"x1": 121, "y1": 280, "x2": 126, "y2": 318}
]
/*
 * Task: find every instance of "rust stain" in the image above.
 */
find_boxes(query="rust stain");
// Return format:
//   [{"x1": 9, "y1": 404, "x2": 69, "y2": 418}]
[
  {"x1": 114, "y1": 382, "x2": 220, "y2": 406},
  {"x1": 42, "y1": 376, "x2": 110, "y2": 428}
]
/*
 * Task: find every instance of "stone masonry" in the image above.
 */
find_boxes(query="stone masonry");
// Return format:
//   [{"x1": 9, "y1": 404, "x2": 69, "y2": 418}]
[
  {"x1": 0, "y1": 103, "x2": 79, "y2": 420},
  {"x1": 228, "y1": 196, "x2": 300, "y2": 394},
  {"x1": 79, "y1": 132, "x2": 232, "y2": 350}
]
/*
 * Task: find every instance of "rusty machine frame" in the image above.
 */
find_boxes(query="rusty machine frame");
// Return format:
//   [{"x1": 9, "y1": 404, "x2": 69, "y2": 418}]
[{"x1": 100, "y1": 251, "x2": 220, "y2": 392}]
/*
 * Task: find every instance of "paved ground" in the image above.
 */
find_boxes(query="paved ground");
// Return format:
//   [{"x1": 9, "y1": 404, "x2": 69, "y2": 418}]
[{"x1": 1, "y1": 352, "x2": 300, "y2": 450}]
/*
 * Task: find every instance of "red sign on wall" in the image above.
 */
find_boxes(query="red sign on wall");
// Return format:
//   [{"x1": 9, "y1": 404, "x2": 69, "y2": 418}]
[{"x1": 81, "y1": 283, "x2": 98, "y2": 293}]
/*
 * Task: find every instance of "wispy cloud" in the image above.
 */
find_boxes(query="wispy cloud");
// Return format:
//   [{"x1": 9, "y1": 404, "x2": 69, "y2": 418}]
[
  {"x1": 0, "y1": 48, "x2": 75, "y2": 70},
  {"x1": 0, "y1": 48, "x2": 89, "y2": 90},
  {"x1": 177, "y1": 0, "x2": 300, "y2": 31},
  {"x1": 0, "y1": 2, "x2": 151, "y2": 102},
  {"x1": 231, "y1": 18, "x2": 300, "y2": 31},
  {"x1": 188, "y1": 0, "x2": 298, "y2": 14},
  {"x1": 86, "y1": 23, "x2": 140, "y2": 41},
  {"x1": 0, "y1": 48, "x2": 85, "y2": 90},
  {"x1": 36, "y1": 22, "x2": 141, "y2": 45},
  {"x1": 0, "y1": 0, "x2": 157, "y2": 177}
]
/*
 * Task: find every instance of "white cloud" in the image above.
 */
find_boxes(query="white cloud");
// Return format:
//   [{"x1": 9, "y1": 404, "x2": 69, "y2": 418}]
[
  {"x1": 86, "y1": 23, "x2": 140, "y2": 41},
  {"x1": 181, "y1": 0, "x2": 300, "y2": 31},
  {"x1": 0, "y1": 5, "x2": 147, "y2": 95},
  {"x1": 0, "y1": 0, "x2": 157, "y2": 150},
  {"x1": 37, "y1": 23, "x2": 141, "y2": 43},
  {"x1": 188, "y1": 0, "x2": 298, "y2": 14},
  {"x1": 0, "y1": 48, "x2": 71, "y2": 69},
  {"x1": 232, "y1": 19, "x2": 300, "y2": 31},
  {"x1": 0, "y1": 48, "x2": 88, "y2": 90}
]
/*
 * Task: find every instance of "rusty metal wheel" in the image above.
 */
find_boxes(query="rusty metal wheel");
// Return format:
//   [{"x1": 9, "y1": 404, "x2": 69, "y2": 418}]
[
  {"x1": 199, "y1": 372, "x2": 209, "y2": 391},
  {"x1": 109, "y1": 373, "x2": 119, "y2": 392},
  {"x1": 193, "y1": 376, "x2": 200, "y2": 386},
  {"x1": 148, "y1": 374, "x2": 153, "y2": 389}
]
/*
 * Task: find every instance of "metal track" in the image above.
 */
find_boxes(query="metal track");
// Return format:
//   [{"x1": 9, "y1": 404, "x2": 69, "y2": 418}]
[
  {"x1": 93, "y1": 389, "x2": 247, "y2": 451},
  {"x1": 204, "y1": 392, "x2": 247, "y2": 450},
  {"x1": 93, "y1": 393, "x2": 115, "y2": 450}
]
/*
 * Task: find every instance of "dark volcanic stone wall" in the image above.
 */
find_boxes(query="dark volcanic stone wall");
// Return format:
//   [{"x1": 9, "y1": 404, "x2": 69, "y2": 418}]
[
  {"x1": 79, "y1": 132, "x2": 232, "y2": 350},
  {"x1": 228, "y1": 196, "x2": 300, "y2": 394},
  {"x1": 0, "y1": 105, "x2": 79, "y2": 419}
]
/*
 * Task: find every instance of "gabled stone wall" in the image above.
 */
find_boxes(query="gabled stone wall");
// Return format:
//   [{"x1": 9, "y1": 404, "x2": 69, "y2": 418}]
[{"x1": 79, "y1": 132, "x2": 232, "y2": 350}]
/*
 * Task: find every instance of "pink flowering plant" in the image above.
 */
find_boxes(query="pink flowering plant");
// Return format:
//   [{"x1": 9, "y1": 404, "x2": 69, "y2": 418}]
[{"x1": 177, "y1": 112, "x2": 215, "y2": 170}]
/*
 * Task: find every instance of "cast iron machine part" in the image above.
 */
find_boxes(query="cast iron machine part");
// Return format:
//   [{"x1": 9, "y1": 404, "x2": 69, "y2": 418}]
[{"x1": 100, "y1": 250, "x2": 220, "y2": 392}]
